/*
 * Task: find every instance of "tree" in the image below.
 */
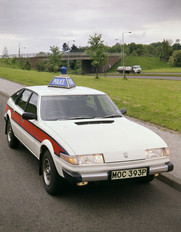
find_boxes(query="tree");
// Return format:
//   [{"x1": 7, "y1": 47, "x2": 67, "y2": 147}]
[
  {"x1": 35, "y1": 60, "x2": 48, "y2": 71},
  {"x1": 86, "y1": 33, "x2": 107, "y2": 78},
  {"x1": 23, "y1": 58, "x2": 31, "y2": 70},
  {"x1": 2, "y1": 47, "x2": 9, "y2": 58},
  {"x1": 70, "y1": 44, "x2": 77, "y2": 52},
  {"x1": 11, "y1": 57, "x2": 17, "y2": 69},
  {"x1": 70, "y1": 44, "x2": 84, "y2": 52},
  {"x1": 62, "y1": 43, "x2": 69, "y2": 52},
  {"x1": 144, "y1": 45, "x2": 156, "y2": 56},
  {"x1": 169, "y1": 50, "x2": 181, "y2": 67},
  {"x1": 135, "y1": 44, "x2": 145, "y2": 56},
  {"x1": 36, "y1": 52, "x2": 47, "y2": 57},
  {"x1": 172, "y1": 43, "x2": 181, "y2": 51},
  {"x1": 108, "y1": 42, "x2": 122, "y2": 53},
  {"x1": 160, "y1": 39, "x2": 172, "y2": 61},
  {"x1": 128, "y1": 43, "x2": 137, "y2": 54},
  {"x1": 150, "y1": 42, "x2": 162, "y2": 48},
  {"x1": 48, "y1": 46, "x2": 62, "y2": 72}
]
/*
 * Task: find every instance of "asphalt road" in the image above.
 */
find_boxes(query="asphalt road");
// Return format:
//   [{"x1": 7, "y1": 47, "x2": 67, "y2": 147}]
[{"x1": 0, "y1": 94, "x2": 181, "y2": 232}]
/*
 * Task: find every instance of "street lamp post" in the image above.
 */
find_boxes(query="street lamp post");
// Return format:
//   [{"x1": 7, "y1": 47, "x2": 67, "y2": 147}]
[
  {"x1": 122, "y1": 32, "x2": 131, "y2": 79},
  {"x1": 18, "y1": 42, "x2": 26, "y2": 59},
  {"x1": 18, "y1": 42, "x2": 21, "y2": 58}
]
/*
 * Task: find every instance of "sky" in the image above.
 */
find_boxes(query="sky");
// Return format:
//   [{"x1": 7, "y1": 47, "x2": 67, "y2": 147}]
[{"x1": 1, "y1": 0, "x2": 181, "y2": 55}]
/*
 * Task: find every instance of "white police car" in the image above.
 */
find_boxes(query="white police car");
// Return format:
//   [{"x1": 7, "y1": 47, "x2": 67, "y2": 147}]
[{"x1": 4, "y1": 69, "x2": 174, "y2": 195}]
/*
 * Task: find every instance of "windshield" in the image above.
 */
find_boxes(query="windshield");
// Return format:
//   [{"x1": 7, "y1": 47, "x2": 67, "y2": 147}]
[
  {"x1": 41, "y1": 94, "x2": 122, "y2": 121},
  {"x1": 133, "y1": 65, "x2": 140, "y2": 68}
]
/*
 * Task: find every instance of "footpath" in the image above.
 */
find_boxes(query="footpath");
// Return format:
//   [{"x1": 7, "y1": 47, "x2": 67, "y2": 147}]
[{"x1": 0, "y1": 77, "x2": 181, "y2": 191}]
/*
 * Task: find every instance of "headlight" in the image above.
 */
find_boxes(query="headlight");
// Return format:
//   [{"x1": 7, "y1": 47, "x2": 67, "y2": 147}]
[
  {"x1": 60, "y1": 153, "x2": 104, "y2": 165},
  {"x1": 77, "y1": 154, "x2": 104, "y2": 165},
  {"x1": 145, "y1": 148, "x2": 170, "y2": 159}
]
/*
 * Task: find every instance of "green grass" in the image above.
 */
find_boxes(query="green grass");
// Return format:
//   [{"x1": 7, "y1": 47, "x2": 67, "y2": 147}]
[
  {"x1": 127, "y1": 56, "x2": 171, "y2": 70},
  {"x1": 143, "y1": 67, "x2": 181, "y2": 73},
  {"x1": 1, "y1": 67, "x2": 181, "y2": 132}
]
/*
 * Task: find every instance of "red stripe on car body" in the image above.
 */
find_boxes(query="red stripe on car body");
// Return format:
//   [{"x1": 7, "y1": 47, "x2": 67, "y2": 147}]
[{"x1": 6, "y1": 104, "x2": 67, "y2": 156}]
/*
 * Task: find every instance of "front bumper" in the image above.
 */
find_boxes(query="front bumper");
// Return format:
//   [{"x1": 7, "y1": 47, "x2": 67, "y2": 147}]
[{"x1": 63, "y1": 162, "x2": 174, "y2": 183}]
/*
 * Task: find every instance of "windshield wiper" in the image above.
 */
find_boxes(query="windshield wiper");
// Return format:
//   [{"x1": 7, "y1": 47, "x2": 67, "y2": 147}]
[
  {"x1": 102, "y1": 114, "x2": 122, "y2": 118},
  {"x1": 67, "y1": 116, "x2": 95, "y2": 120}
]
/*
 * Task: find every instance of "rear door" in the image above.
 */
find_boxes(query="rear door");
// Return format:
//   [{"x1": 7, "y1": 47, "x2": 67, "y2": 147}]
[{"x1": 11, "y1": 89, "x2": 32, "y2": 141}]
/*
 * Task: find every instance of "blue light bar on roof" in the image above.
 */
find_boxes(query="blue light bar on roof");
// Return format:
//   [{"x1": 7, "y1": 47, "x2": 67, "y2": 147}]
[
  {"x1": 48, "y1": 76, "x2": 76, "y2": 88},
  {"x1": 60, "y1": 66, "x2": 67, "y2": 75}
]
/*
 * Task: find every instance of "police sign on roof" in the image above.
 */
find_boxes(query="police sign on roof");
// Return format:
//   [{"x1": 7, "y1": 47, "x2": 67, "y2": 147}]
[
  {"x1": 48, "y1": 67, "x2": 76, "y2": 89},
  {"x1": 48, "y1": 76, "x2": 76, "y2": 88}
]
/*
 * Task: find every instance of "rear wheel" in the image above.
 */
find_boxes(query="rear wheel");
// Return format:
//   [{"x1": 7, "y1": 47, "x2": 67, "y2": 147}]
[
  {"x1": 7, "y1": 120, "x2": 19, "y2": 148},
  {"x1": 42, "y1": 150, "x2": 60, "y2": 195}
]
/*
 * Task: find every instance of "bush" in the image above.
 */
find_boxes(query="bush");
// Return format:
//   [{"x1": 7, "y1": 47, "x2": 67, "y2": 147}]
[
  {"x1": 45, "y1": 62, "x2": 54, "y2": 72},
  {"x1": 23, "y1": 58, "x2": 31, "y2": 70},
  {"x1": 36, "y1": 60, "x2": 47, "y2": 71},
  {"x1": 11, "y1": 57, "x2": 17, "y2": 68},
  {"x1": 169, "y1": 50, "x2": 181, "y2": 67}
]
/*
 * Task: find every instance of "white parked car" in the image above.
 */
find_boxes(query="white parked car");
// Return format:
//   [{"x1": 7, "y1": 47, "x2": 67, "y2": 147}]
[
  {"x1": 117, "y1": 65, "x2": 142, "y2": 74},
  {"x1": 4, "y1": 74, "x2": 173, "y2": 195},
  {"x1": 117, "y1": 66, "x2": 132, "y2": 73},
  {"x1": 132, "y1": 65, "x2": 142, "y2": 74}
]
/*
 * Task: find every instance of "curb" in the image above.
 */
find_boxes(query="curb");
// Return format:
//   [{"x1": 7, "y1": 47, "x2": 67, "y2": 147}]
[{"x1": 157, "y1": 173, "x2": 181, "y2": 192}]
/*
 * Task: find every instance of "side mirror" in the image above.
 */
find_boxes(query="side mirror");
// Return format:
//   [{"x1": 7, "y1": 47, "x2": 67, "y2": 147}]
[
  {"x1": 120, "y1": 108, "x2": 127, "y2": 115},
  {"x1": 22, "y1": 112, "x2": 37, "y2": 120}
]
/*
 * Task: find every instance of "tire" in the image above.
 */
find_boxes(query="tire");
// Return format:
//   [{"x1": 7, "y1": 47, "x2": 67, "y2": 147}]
[
  {"x1": 139, "y1": 175, "x2": 155, "y2": 184},
  {"x1": 7, "y1": 120, "x2": 19, "y2": 148},
  {"x1": 42, "y1": 150, "x2": 60, "y2": 195}
]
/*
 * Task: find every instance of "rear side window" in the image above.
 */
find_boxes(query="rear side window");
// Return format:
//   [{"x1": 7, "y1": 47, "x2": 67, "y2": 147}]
[{"x1": 11, "y1": 89, "x2": 24, "y2": 103}]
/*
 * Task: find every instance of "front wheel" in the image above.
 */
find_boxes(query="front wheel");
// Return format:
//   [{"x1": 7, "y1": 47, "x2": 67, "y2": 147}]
[
  {"x1": 7, "y1": 120, "x2": 19, "y2": 148},
  {"x1": 42, "y1": 150, "x2": 60, "y2": 195}
]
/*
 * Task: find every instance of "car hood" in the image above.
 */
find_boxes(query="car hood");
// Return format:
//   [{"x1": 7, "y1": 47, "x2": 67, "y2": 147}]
[{"x1": 44, "y1": 118, "x2": 167, "y2": 163}]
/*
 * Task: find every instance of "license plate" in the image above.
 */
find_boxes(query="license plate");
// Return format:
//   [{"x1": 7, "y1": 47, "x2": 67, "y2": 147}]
[{"x1": 111, "y1": 167, "x2": 148, "y2": 180}]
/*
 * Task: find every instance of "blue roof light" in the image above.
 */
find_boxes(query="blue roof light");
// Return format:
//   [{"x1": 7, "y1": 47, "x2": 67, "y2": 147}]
[{"x1": 60, "y1": 66, "x2": 67, "y2": 75}]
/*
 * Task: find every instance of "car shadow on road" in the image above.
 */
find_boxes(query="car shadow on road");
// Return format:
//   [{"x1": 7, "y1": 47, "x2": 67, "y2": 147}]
[{"x1": 56, "y1": 176, "x2": 155, "y2": 202}]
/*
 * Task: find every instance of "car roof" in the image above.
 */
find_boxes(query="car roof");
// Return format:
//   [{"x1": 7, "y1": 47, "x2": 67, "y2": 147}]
[{"x1": 26, "y1": 85, "x2": 105, "y2": 96}]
